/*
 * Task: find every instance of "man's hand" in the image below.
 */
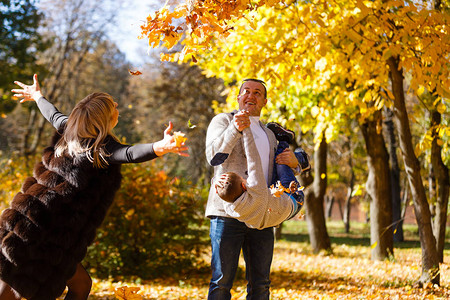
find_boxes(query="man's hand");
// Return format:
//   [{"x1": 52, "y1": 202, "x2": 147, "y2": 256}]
[
  {"x1": 275, "y1": 148, "x2": 298, "y2": 169},
  {"x1": 233, "y1": 110, "x2": 250, "y2": 132}
]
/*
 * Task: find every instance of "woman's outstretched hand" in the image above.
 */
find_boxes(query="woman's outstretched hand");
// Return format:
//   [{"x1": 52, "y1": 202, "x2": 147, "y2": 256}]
[
  {"x1": 153, "y1": 121, "x2": 189, "y2": 157},
  {"x1": 11, "y1": 74, "x2": 43, "y2": 103}
]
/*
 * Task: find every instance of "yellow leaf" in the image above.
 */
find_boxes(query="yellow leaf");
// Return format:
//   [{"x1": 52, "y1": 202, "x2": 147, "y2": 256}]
[
  {"x1": 414, "y1": 143, "x2": 422, "y2": 157},
  {"x1": 164, "y1": 32, "x2": 181, "y2": 50},
  {"x1": 160, "y1": 53, "x2": 174, "y2": 62},
  {"x1": 417, "y1": 86, "x2": 425, "y2": 95},
  {"x1": 270, "y1": 181, "x2": 289, "y2": 197},
  {"x1": 174, "y1": 131, "x2": 187, "y2": 147},
  {"x1": 125, "y1": 208, "x2": 135, "y2": 220},
  {"x1": 115, "y1": 286, "x2": 142, "y2": 300},
  {"x1": 436, "y1": 102, "x2": 446, "y2": 114},
  {"x1": 311, "y1": 106, "x2": 320, "y2": 118},
  {"x1": 371, "y1": 241, "x2": 377, "y2": 249},
  {"x1": 320, "y1": 173, "x2": 326, "y2": 179}
]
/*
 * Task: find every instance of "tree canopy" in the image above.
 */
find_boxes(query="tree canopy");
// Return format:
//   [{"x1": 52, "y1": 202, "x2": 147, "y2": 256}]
[
  {"x1": 0, "y1": 0, "x2": 46, "y2": 115},
  {"x1": 140, "y1": 0, "x2": 450, "y2": 285}
]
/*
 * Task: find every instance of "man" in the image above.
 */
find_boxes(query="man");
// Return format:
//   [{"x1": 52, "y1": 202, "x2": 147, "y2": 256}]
[{"x1": 205, "y1": 79, "x2": 299, "y2": 299}]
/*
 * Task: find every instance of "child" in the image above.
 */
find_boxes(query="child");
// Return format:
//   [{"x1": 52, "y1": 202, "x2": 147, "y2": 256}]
[
  {"x1": 0, "y1": 74, "x2": 188, "y2": 300},
  {"x1": 214, "y1": 126, "x2": 306, "y2": 229},
  {"x1": 266, "y1": 122, "x2": 311, "y2": 188}
]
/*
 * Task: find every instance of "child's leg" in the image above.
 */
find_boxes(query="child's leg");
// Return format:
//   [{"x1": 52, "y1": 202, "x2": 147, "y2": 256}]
[
  {"x1": 0, "y1": 281, "x2": 20, "y2": 300},
  {"x1": 65, "y1": 263, "x2": 92, "y2": 300},
  {"x1": 271, "y1": 141, "x2": 290, "y2": 186},
  {"x1": 267, "y1": 122, "x2": 295, "y2": 144},
  {"x1": 275, "y1": 150, "x2": 305, "y2": 216}
]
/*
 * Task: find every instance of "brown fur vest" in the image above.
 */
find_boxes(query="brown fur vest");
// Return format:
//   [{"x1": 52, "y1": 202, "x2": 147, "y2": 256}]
[{"x1": 0, "y1": 132, "x2": 122, "y2": 299}]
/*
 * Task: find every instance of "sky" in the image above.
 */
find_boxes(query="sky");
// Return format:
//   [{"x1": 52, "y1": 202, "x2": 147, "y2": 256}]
[{"x1": 110, "y1": 1, "x2": 160, "y2": 65}]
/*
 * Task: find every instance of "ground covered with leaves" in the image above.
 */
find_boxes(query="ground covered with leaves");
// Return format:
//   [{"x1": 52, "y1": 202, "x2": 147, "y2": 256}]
[{"x1": 69, "y1": 221, "x2": 450, "y2": 299}]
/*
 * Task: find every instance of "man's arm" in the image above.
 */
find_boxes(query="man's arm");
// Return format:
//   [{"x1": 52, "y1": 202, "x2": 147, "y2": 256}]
[{"x1": 205, "y1": 113, "x2": 242, "y2": 166}]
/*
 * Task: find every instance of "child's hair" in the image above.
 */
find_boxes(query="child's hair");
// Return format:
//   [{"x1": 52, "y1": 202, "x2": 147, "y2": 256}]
[
  {"x1": 215, "y1": 172, "x2": 245, "y2": 203},
  {"x1": 55, "y1": 92, "x2": 119, "y2": 168}
]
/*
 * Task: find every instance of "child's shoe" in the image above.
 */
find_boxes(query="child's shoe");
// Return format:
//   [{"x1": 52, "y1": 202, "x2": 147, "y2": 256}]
[
  {"x1": 294, "y1": 147, "x2": 311, "y2": 174},
  {"x1": 267, "y1": 122, "x2": 295, "y2": 144}
]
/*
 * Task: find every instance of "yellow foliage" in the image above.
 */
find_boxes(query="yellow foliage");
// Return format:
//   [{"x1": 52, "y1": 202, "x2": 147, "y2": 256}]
[{"x1": 139, "y1": 0, "x2": 450, "y2": 155}]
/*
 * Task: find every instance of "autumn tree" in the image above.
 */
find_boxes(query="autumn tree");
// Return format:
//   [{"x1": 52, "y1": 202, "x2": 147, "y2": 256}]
[
  {"x1": 122, "y1": 57, "x2": 227, "y2": 183},
  {"x1": 0, "y1": 0, "x2": 47, "y2": 115},
  {"x1": 2, "y1": 0, "x2": 126, "y2": 157},
  {"x1": 140, "y1": 0, "x2": 449, "y2": 285}
]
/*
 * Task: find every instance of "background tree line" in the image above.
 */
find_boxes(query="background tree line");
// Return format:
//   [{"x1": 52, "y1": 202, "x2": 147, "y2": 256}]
[
  {"x1": 140, "y1": 0, "x2": 449, "y2": 286},
  {"x1": 0, "y1": 0, "x2": 225, "y2": 277},
  {"x1": 1, "y1": 0, "x2": 449, "y2": 283}
]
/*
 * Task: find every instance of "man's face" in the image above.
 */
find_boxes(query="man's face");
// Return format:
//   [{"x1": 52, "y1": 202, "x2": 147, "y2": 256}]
[{"x1": 237, "y1": 81, "x2": 267, "y2": 116}]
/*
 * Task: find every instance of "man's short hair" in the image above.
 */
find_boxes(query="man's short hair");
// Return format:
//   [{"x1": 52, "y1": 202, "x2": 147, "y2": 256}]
[
  {"x1": 239, "y1": 78, "x2": 267, "y2": 99},
  {"x1": 215, "y1": 172, "x2": 245, "y2": 203}
]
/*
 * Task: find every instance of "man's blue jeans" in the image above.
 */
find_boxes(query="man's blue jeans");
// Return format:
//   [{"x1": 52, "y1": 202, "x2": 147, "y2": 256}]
[{"x1": 208, "y1": 216, "x2": 274, "y2": 300}]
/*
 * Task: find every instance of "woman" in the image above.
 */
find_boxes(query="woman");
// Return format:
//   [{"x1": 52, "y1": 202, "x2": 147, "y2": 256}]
[{"x1": 0, "y1": 74, "x2": 188, "y2": 299}]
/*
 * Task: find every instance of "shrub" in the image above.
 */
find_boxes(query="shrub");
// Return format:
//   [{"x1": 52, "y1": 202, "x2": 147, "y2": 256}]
[
  {"x1": 0, "y1": 153, "x2": 38, "y2": 210},
  {"x1": 83, "y1": 161, "x2": 210, "y2": 279}
]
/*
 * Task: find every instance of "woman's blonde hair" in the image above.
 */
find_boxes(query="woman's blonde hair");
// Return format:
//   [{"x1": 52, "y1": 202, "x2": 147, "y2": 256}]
[{"x1": 55, "y1": 92, "x2": 118, "y2": 168}]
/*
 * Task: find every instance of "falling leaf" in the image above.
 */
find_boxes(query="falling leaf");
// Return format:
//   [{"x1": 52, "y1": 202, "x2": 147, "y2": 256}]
[
  {"x1": 371, "y1": 241, "x2": 377, "y2": 249},
  {"x1": 173, "y1": 131, "x2": 187, "y2": 147},
  {"x1": 129, "y1": 69, "x2": 143, "y2": 76},
  {"x1": 188, "y1": 119, "x2": 197, "y2": 129}
]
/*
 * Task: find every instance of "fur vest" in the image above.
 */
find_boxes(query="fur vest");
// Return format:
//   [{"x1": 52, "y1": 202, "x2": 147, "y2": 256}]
[{"x1": 0, "y1": 132, "x2": 122, "y2": 299}]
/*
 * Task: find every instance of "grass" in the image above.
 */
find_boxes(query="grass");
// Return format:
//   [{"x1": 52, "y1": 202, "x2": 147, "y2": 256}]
[{"x1": 83, "y1": 220, "x2": 450, "y2": 299}]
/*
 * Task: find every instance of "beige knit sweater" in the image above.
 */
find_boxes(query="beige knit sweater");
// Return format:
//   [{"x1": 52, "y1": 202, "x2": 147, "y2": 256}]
[{"x1": 223, "y1": 128, "x2": 294, "y2": 229}]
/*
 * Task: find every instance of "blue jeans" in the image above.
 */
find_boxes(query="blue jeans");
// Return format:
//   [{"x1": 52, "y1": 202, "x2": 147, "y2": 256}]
[
  {"x1": 273, "y1": 141, "x2": 304, "y2": 218},
  {"x1": 273, "y1": 141, "x2": 299, "y2": 188},
  {"x1": 208, "y1": 217, "x2": 274, "y2": 300}
]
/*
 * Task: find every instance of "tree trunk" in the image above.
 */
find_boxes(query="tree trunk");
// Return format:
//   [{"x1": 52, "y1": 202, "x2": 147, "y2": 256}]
[
  {"x1": 301, "y1": 132, "x2": 331, "y2": 253},
  {"x1": 343, "y1": 137, "x2": 354, "y2": 233},
  {"x1": 274, "y1": 224, "x2": 282, "y2": 240},
  {"x1": 383, "y1": 107, "x2": 404, "y2": 242},
  {"x1": 430, "y1": 109, "x2": 449, "y2": 263},
  {"x1": 387, "y1": 56, "x2": 440, "y2": 285},
  {"x1": 325, "y1": 195, "x2": 334, "y2": 219},
  {"x1": 360, "y1": 109, "x2": 393, "y2": 261}
]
